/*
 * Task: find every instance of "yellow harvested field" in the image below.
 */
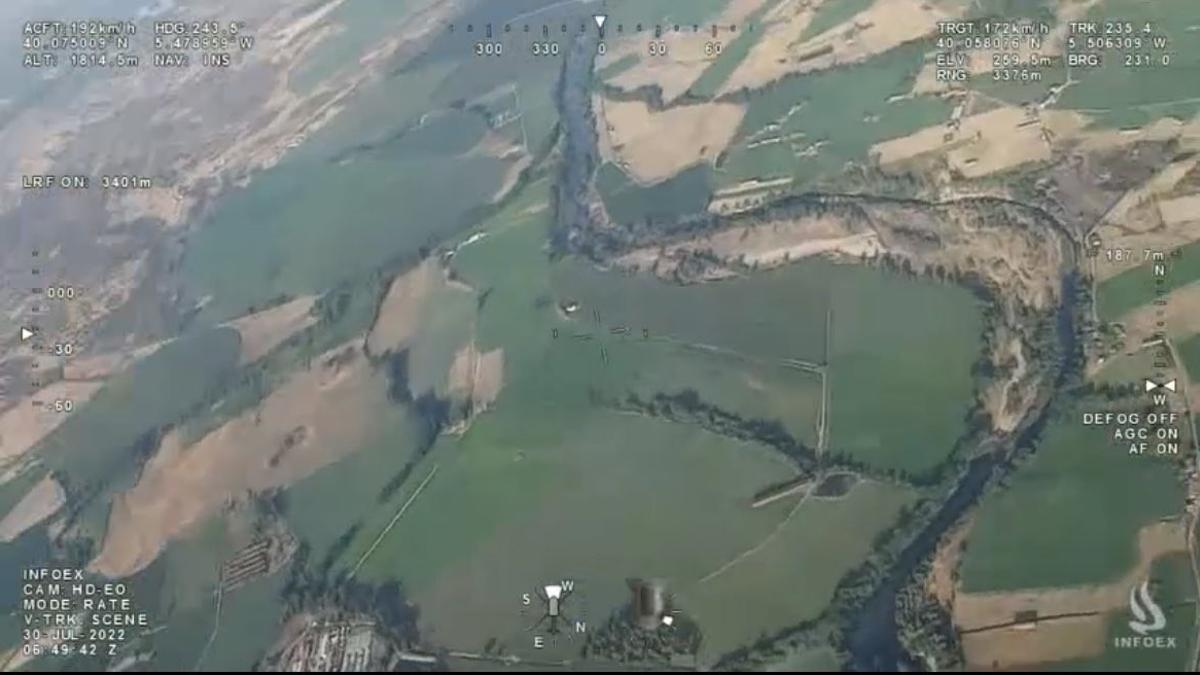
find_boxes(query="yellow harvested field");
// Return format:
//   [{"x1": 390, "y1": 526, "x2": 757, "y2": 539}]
[
  {"x1": 0, "y1": 381, "x2": 104, "y2": 469},
  {"x1": 872, "y1": 107, "x2": 1088, "y2": 178},
  {"x1": 0, "y1": 475, "x2": 65, "y2": 542},
  {"x1": 598, "y1": 0, "x2": 770, "y2": 102},
  {"x1": 1078, "y1": 117, "x2": 1200, "y2": 154},
  {"x1": 366, "y1": 260, "x2": 438, "y2": 356},
  {"x1": 618, "y1": 214, "x2": 880, "y2": 273},
  {"x1": 90, "y1": 342, "x2": 387, "y2": 578},
  {"x1": 1091, "y1": 226, "x2": 1200, "y2": 283},
  {"x1": 448, "y1": 343, "x2": 504, "y2": 410},
  {"x1": 962, "y1": 614, "x2": 1108, "y2": 670},
  {"x1": 225, "y1": 295, "x2": 317, "y2": 365},
  {"x1": 624, "y1": 200, "x2": 1066, "y2": 311},
  {"x1": 722, "y1": 0, "x2": 956, "y2": 94},
  {"x1": 596, "y1": 96, "x2": 745, "y2": 183},
  {"x1": 1116, "y1": 282, "x2": 1200, "y2": 345},
  {"x1": 1090, "y1": 159, "x2": 1200, "y2": 280},
  {"x1": 1158, "y1": 193, "x2": 1200, "y2": 227},
  {"x1": 1097, "y1": 156, "x2": 1196, "y2": 232},
  {"x1": 953, "y1": 520, "x2": 1187, "y2": 632}
]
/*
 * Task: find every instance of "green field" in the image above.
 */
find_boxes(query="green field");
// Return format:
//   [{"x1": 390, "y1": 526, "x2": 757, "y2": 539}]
[
  {"x1": 596, "y1": 162, "x2": 714, "y2": 224},
  {"x1": 768, "y1": 645, "x2": 842, "y2": 671},
  {"x1": 825, "y1": 267, "x2": 981, "y2": 474},
  {"x1": 556, "y1": 258, "x2": 982, "y2": 473},
  {"x1": 799, "y1": 0, "x2": 872, "y2": 42},
  {"x1": 0, "y1": 529, "x2": 51, "y2": 614},
  {"x1": 688, "y1": 0, "x2": 782, "y2": 98},
  {"x1": 195, "y1": 573, "x2": 288, "y2": 672},
  {"x1": 1094, "y1": 347, "x2": 1163, "y2": 387},
  {"x1": 605, "y1": 0, "x2": 732, "y2": 28},
  {"x1": 354, "y1": 413, "x2": 803, "y2": 662},
  {"x1": 1052, "y1": 0, "x2": 1200, "y2": 128},
  {"x1": 1097, "y1": 241, "x2": 1200, "y2": 322},
  {"x1": 1179, "y1": 333, "x2": 1200, "y2": 384},
  {"x1": 117, "y1": 506, "x2": 289, "y2": 671},
  {"x1": 960, "y1": 412, "x2": 1184, "y2": 592},
  {"x1": 682, "y1": 480, "x2": 915, "y2": 658},
  {"x1": 125, "y1": 512, "x2": 238, "y2": 670},
  {"x1": 595, "y1": 340, "x2": 824, "y2": 446},
  {"x1": 552, "y1": 260, "x2": 831, "y2": 364},
  {"x1": 284, "y1": 408, "x2": 428, "y2": 565},
  {"x1": 719, "y1": 40, "x2": 951, "y2": 188},
  {"x1": 182, "y1": 126, "x2": 508, "y2": 322},
  {"x1": 427, "y1": 45, "x2": 562, "y2": 154},
  {"x1": 598, "y1": 54, "x2": 640, "y2": 82}
]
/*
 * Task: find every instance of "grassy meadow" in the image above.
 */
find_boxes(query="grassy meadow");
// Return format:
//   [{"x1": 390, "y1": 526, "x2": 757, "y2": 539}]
[{"x1": 959, "y1": 412, "x2": 1184, "y2": 592}]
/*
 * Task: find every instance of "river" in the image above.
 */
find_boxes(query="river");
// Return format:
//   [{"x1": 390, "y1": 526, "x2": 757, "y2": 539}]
[{"x1": 847, "y1": 271, "x2": 1082, "y2": 671}]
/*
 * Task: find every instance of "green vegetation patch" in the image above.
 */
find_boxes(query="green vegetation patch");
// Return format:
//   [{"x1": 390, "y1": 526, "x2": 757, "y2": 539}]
[
  {"x1": 1097, "y1": 241, "x2": 1200, "y2": 322},
  {"x1": 596, "y1": 162, "x2": 713, "y2": 225},
  {"x1": 682, "y1": 480, "x2": 915, "y2": 659},
  {"x1": 960, "y1": 412, "x2": 1183, "y2": 592}
]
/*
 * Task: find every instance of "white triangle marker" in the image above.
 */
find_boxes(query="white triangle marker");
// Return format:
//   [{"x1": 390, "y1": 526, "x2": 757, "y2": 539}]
[
  {"x1": 594, "y1": 14, "x2": 607, "y2": 30},
  {"x1": 19, "y1": 327, "x2": 33, "y2": 342},
  {"x1": 1165, "y1": 379, "x2": 1178, "y2": 393}
]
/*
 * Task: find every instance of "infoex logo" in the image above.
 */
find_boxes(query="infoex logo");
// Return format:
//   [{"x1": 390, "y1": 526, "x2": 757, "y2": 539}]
[
  {"x1": 1129, "y1": 580, "x2": 1167, "y2": 635},
  {"x1": 1114, "y1": 580, "x2": 1176, "y2": 649}
]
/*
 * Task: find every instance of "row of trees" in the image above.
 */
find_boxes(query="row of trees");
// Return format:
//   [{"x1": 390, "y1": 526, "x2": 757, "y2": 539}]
[
  {"x1": 610, "y1": 389, "x2": 818, "y2": 473},
  {"x1": 584, "y1": 606, "x2": 702, "y2": 665}
]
